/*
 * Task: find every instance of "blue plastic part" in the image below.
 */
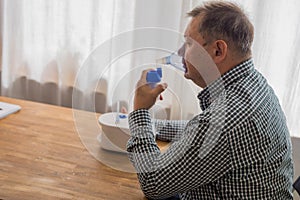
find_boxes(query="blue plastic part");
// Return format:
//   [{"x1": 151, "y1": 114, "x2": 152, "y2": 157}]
[
  {"x1": 146, "y1": 71, "x2": 160, "y2": 82},
  {"x1": 146, "y1": 68, "x2": 162, "y2": 88},
  {"x1": 119, "y1": 114, "x2": 127, "y2": 119},
  {"x1": 146, "y1": 69, "x2": 162, "y2": 83},
  {"x1": 156, "y1": 67, "x2": 162, "y2": 78}
]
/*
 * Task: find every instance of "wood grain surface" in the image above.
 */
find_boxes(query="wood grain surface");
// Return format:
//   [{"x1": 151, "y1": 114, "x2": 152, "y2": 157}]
[{"x1": 0, "y1": 96, "x2": 168, "y2": 200}]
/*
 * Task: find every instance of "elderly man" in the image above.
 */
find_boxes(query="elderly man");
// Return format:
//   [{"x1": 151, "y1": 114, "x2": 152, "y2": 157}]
[{"x1": 127, "y1": 1, "x2": 294, "y2": 199}]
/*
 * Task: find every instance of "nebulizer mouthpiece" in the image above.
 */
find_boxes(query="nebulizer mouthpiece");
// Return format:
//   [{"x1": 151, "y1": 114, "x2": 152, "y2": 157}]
[{"x1": 156, "y1": 53, "x2": 185, "y2": 72}]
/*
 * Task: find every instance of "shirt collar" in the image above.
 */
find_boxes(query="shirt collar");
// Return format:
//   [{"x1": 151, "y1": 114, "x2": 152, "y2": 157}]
[{"x1": 198, "y1": 59, "x2": 254, "y2": 111}]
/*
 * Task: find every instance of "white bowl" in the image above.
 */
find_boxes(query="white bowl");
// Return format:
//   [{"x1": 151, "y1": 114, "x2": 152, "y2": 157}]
[{"x1": 98, "y1": 112, "x2": 130, "y2": 153}]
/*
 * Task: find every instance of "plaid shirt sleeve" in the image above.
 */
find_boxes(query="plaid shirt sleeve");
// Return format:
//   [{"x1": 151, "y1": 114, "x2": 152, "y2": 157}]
[
  {"x1": 152, "y1": 119, "x2": 188, "y2": 142},
  {"x1": 127, "y1": 109, "x2": 232, "y2": 199}
]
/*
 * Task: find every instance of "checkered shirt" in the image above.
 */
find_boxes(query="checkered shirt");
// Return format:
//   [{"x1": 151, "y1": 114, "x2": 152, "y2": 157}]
[{"x1": 127, "y1": 59, "x2": 294, "y2": 199}]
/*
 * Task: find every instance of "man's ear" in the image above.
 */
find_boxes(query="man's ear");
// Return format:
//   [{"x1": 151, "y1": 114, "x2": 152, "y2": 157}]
[{"x1": 212, "y1": 40, "x2": 227, "y2": 63}]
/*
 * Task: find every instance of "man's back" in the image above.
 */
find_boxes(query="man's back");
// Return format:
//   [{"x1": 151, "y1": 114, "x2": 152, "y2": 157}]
[{"x1": 190, "y1": 59, "x2": 294, "y2": 199}]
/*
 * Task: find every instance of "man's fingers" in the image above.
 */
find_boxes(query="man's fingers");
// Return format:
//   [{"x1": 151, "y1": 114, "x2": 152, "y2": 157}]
[
  {"x1": 152, "y1": 83, "x2": 168, "y2": 97},
  {"x1": 137, "y1": 69, "x2": 155, "y2": 87}
]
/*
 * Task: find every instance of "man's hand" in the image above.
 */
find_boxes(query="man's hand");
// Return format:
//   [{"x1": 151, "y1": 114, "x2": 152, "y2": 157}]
[{"x1": 134, "y1": 69, "x2": 168, "y2": 111}]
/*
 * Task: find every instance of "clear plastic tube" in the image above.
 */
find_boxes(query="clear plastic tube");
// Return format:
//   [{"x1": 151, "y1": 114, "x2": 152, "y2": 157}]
[{"x1": 156, "y1": 53, "x2": 185, "y2": 72}]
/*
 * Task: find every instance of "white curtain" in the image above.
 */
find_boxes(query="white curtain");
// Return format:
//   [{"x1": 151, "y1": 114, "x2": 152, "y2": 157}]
[
  {"x1": 237, "y1": 0, "x2": 300, "y2": 138},
  {"x1": 1, "y1": 0, "x2": 299, "y2": 137},
  {"x1": 0, "y1": 0, "x2": 137, "y2": 112}
]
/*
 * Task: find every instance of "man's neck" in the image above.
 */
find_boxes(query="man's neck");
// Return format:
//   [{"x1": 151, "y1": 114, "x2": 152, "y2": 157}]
[{"x1": 218, "y1": 55, "x2": 252, "y2": 76}]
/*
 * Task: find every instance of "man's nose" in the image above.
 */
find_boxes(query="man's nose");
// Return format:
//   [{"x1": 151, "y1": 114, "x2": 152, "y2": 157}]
[{"x1": 177, "y1": 44, "x2": 185, "y2": 57}]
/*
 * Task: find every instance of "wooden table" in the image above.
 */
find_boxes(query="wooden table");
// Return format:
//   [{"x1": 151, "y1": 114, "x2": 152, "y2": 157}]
[{"x1": 0, "y1": 96, "x2": 168, "y2": 200}]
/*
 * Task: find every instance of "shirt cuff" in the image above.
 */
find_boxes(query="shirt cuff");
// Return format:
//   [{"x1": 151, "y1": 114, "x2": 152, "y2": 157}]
[{"x1": 128, "y1": 109, "x2": 152, "y2": 134}]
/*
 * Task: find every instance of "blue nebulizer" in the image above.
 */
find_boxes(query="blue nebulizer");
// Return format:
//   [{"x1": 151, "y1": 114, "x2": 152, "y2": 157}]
[
  {"x1": 156, "y1": 53, "x2": 185, "y2": 72},
  {"x1": 146, "y1": 68, "x2": 162, "y2": 88},
  {"x1": 146, "y1": 68, "x2": 163, "y2": 100}
]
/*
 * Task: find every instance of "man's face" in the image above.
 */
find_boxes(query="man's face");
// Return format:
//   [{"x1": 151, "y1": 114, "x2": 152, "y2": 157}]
[{"x1": 179, "y1": 16, "x2": 219, "y2": 88}]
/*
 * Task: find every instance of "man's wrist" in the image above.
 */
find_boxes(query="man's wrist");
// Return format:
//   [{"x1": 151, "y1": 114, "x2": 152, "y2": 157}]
[{"x1": 133, "y1": 105, "x2": 149, "y2": 111}]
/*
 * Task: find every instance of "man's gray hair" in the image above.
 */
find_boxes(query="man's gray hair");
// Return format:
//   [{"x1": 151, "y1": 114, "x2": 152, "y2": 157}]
[{"x1": 188, "y1": 1, "x2": 254, "y2": 58}]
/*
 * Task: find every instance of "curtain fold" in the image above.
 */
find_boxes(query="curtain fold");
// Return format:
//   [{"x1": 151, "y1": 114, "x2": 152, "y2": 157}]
[{"x1": 0, "y1": 0, "x2": 299, "y2": 136}]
